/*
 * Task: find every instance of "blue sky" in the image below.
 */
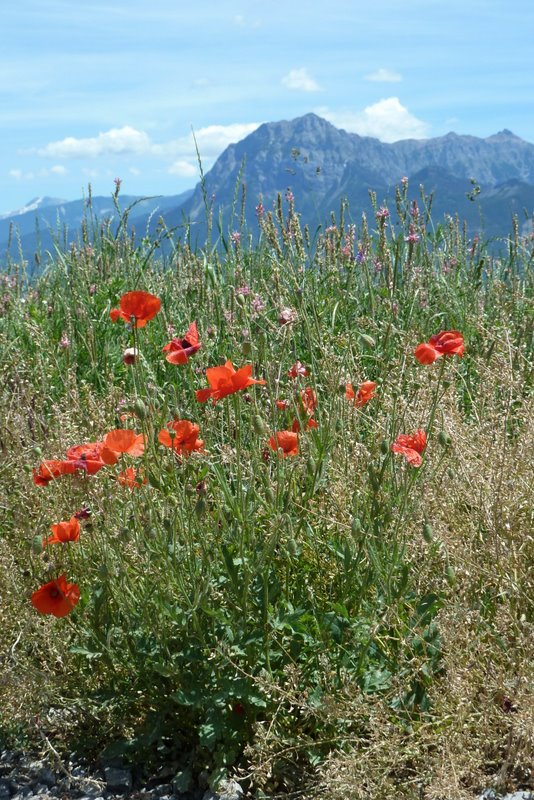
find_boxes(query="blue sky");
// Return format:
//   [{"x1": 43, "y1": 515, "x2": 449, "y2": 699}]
[{"x1": 2, "y1": 0, "x2": 533, "y2": 213}]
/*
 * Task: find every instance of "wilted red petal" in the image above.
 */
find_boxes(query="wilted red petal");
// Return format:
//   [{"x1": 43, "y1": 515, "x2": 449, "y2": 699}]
[
  {"x1": 117, "y1": 467, "x2": 147, "y2": 489},
  {"x1": 33, "y1": 460, "x2": 78, "y2": 486},
  {"x1": 391, "y1": 429, "x2": 427, "y2": 467}
]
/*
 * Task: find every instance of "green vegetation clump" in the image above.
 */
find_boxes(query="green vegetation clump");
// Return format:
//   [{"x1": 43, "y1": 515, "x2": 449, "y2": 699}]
[{"x1": 0, "y1": 187, "x2": 533, "y2": 799}]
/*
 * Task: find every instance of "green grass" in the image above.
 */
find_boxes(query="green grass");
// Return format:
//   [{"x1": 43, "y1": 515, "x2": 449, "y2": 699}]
[{"x1": 0, "y1": 188, "x2": 533, "y2": 799}]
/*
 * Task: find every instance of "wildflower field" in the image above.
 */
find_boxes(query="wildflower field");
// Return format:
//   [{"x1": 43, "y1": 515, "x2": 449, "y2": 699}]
[{"x1": 0, "y1": 188, "x2": 533, "y2": 799}]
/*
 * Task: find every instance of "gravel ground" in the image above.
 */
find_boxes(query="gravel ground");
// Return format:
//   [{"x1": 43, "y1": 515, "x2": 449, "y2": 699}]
[
  {"x1": 2, "y1": 749, "x2": 533, "y2": 800},
  {"x1": 0, "y1": 750, "x2": 244, "y2": 800}
]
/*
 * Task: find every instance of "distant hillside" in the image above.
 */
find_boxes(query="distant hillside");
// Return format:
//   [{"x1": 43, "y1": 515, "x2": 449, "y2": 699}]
[
  {"x1": 0, "y1": 191, "x2": 193, "y2": 269},
  {"x1": 2, "y1": 114, "x2": 534, "y2": 266}
]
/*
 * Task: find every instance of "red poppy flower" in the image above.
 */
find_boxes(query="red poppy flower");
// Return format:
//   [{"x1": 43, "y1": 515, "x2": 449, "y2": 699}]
[
  {"x1": 196, "y1": 360, "x2": 266, "y2": 403},
  {"x1": 346, "y1": 380, "x2": 377, "y2": 407},
  {"x1": 65, "y1": 442, "x2": 104, "y2": 462},
  {"x1": 299, "y1": 387, "x2": 318, "y2": 415},
  {"x1": 31, "y1": 574, "x2": 81, "y2": 617},
  {"x1": 43, "y1": 516, "x2": 81, "y2": 547},
  {"x1": 110, "y1": 291, "x2": 161, "y2": 328},
  {"x1": 391, "y1": 429, "x2": 427, "y2": 467},
  {"x1": 415, "y1": 330, "x2": 464, "y2": 365},
  {"x1": 162, "y1": 321, "x2": 201, "y2": 365},
  {"x1": 117, "y1": 467, "x2": 147, "y2": 489},
  {"x1": 32, "y1": 458, "x2": 104, "y2": 486},
  {"x1": 100, "y1": 429, "x2": 146, "y2": 464},
  {"x1": 268, "y1": 430, "x2": 299, "y2": 457},
  {"x1": 288, "y1": 361, "x2": 309, "y2": 378},
  {"x1": 276, "y1": 399, "x2": 290, "y2": 410},
  {"x1": 291, "y1": 417, "x2": 318, "y2": 432},
  {"x1": 158, "y1": 419, "x2": 204, "y2": 454}
]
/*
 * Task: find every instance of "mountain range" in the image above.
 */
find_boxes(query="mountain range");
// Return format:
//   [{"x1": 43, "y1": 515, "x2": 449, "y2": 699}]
[{"x1": 2, "y1": 113, "x2": 534, "y2": 267}]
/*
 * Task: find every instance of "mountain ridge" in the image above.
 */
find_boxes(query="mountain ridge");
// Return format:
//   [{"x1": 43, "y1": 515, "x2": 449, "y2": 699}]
[{"x1": 2, "y1": 114, "x2": 533, "y2": 266}]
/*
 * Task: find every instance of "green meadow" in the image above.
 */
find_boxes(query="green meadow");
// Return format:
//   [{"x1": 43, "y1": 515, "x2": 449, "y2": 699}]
[{"x1": 0, "y1": 187, "x2": 533, "y2": 799}]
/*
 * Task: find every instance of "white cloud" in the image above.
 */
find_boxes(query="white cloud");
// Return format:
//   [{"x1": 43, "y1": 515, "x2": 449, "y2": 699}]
[
  {"x1": 9, "y1": 165, "x2": 67, "y2": 180},
  {"x1": 364, "y1": 68, "x2": 402, "y2": 83},
  {"x1": 281, "y1": 68, "x2": 322, "y2": 93},
  {"x1": 35, "y1": 126, "x2": 151, "y2": 158},
  {"x1": 318, "y1": 98, "x2": 429, "y2": 142},
  {"x1": 128, "y1": 166, "x2": 141, "y2": 176},
  {"x1": 168, "y1": 159, "x2": 198, "y2": 178},
  {"x1": 233, "y1": 14, "x2": 261, "y2": 28},
  {"x1": 32, "y1": 122, "x2": 262, "y2": 169}
]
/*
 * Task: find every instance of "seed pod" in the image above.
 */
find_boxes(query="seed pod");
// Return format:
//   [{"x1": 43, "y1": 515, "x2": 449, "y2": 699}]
[
  {"x1": 242, "y1": 340, "x2": 252, "y2": 356},
  {"x1": 422, "y1": 523, "x2": 433, "y2": 543}
]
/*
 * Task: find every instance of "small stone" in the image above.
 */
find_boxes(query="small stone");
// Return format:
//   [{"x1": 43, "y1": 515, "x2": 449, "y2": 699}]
[
  {"x1": 36, "y1": 771, "x2": 55, "y2": 790},
  {"x1": 154, "y1": 785, "x2": 173, "y2": 797},
  {"x1": 218, "y1": 780, "x2": 243, "y2": 800},
  {"x1": 104, "y1": 768, "x2": 132, "y2": 794},
  {"x1": 0, "y1": 779, "x2": 11, "y2": 799},
  {"x1": 11, "y1": 788, "x2": 34, "y2": 800}
]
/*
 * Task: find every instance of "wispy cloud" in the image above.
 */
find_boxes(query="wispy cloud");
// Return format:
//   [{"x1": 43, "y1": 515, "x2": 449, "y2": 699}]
[
  {"x1": 233, "y1": 14, "x2": 262, "y2": 29},
  {"x1": 9, "y1": 164, "x2": 68, "y2": 180},
  {"x1": 30, "y1": 122, "x2": 263, "y2": 178},
  {"x1": 168, "y1": 159, "x2": 198, "y2": 178},
  {"x1": 281, "y1": 68, "x2": 322, "y2": 93},
  {"x1": 364, "y1": 68, "x2": 402, "y2": 83},
  {"x1": 318, "y1": 98, "x2": 429, "y2": 142},
  {"x1": 34, "y1": 126, "x2": 151, "y2": 158}
]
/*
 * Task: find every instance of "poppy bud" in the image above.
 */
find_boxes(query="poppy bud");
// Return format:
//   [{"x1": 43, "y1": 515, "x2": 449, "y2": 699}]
[
  {"x1": 30, "y1": 445, "x2": 43, "y2": 459},
  {"x1": 264, "y1": 487, "x2": 275, "y2": 504},
  {"x1": 123, "y1": 347, "x2": 139, "y2": 365},
  {"x1": 252, "y1": 415, "x2": 267, "y2": 436},
  {"x1": 422, "y1": 523, "x2": 433, "y2": 543},
  {"x1": 351, "y1": 517, "x2": 362, "y2": 535},
  {"x1": 380, "y1": 440, "x2": 389, "y2": 455},
  {"x1": 133, "y1": 398, "x2": 147, "y2": 419},
  {"x1": 236, "y1": 293, "x2": 246, "y2": 307},
  {"x1": 360, "y1": 334, "x2": 376, "y2": 348},
  {"x1": 242, "y1": 340, "x2": 252, "y2": 355},
  {"x1": 445, "y1": 565, "x2": 456, "y2": 586},
  {"x1": 438, "y1": 431, "x2": 451, "y2": 447},
  {"x1": 287, "y1": 538, "x2": 299, "y2": 556},
  {"x1": 307, "y1": 457, "x2": 316, "y2": 477},
  {"x1": 195, "y1": 497, "x2": 207, "y2": 517},
  {"x1": 32, "y1": 534, "x2": 44, "y2": 553}
]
